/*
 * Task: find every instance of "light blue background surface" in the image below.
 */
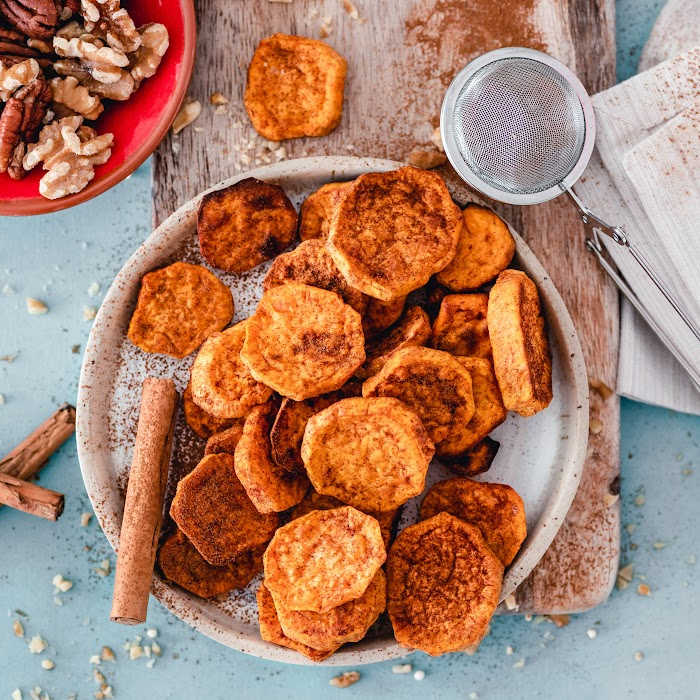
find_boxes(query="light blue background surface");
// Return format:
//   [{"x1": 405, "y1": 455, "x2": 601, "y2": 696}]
[{"x1": 1, "y1": 2, "x2": 698, "y2": 698}]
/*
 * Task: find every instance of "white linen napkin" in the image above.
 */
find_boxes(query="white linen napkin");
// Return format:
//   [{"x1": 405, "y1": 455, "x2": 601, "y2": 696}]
[{"x1": 572, "y1": 47, "x2": 700, "y2": 415}]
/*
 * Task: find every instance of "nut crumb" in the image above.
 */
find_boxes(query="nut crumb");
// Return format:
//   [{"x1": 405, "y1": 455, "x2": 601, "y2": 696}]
[
  {"x1": 430, "y1": 126, "x2": 444, "y2": 152},
  {"x1": 320, "y1": 16, "x2": 333, "y2": 38},
  {"x1": 503, "y1": 593, "x2": 518, "y2": 611},
  {"x1": 12, "y1": 690, "x2": 22, "y2": 700},
  {"x1": 0, "y1": 394, "x2": 5, "y2": 405},
  {"x1": 505, "y1": 645, "x2": 514, "y2": 655},
  {"x1": 72, "y1": 344, "x2": 81, "y2": 354},
  {"x1": 90, "y1": 654, "x2": 101, "y2": 665},
  {"x1": 342, "y1": 0, "x2": 360, "y2": 19},
  {"x1": 634, "y1": 650, "x2": 644, "y2": 662},
  {"x1": 653, "y1": 541, "x2": 666, "y2": 550},
  {"x1": 637, "y1": 583, "x2": 651, "y2": 596},
  {"x1": 53, "y1": 573, "x2": 73, "y2": 592},
  {"x1": 210, "y1": 92, "x2": 228, "y2": 105},
  {"x1": 634, "y1": 494, "x2": 646, "y2": 506},
  {"x1": 83, "y1": 305, "x2": 98, "y2": 321},
  {"x1": 586, "y1": 628, "x2": 597, "y2": 639},
  {"x1": 41, "y1": 659, "x2": 55, "y2": 670},
  {"x1": 392, "y1": 663, "x2": 412, "y2": 674},
  {"x1": 172, "y1": 99, "x2": 202, "y2": 135},
  {"x1": 95, "y1": 559, "x2": 111, "y2": 577},
  {"x1": 146, "y1": 628, "x2": 158, "y2": 638},
  {"x1": 87, "y1": 282, "x2": 100, "y2": 297},
  {"x1": 616, "y1": 563, "x2": 634, "y2": 590},
  {"x1": 93, "y1": 670, "x2": 105, "y2": 684},
  {"x1": 513, "y1": 658, "x2": 525, "y2": 669},
  {"x1": 151, "y1": 641, "x2": 161, "y2": 656},
  {"x1": 26, "y1": 298, "x2": 48, "y2": 314},
  {"x1": 13, "y1": 619, "x2": 24, "y2": 637},
  {"x1": 101, "y1": 646, "x2": 116, "y2": 662},
  {"x1": 330, "y1": 671, "x2": 360, "y2": 688},
  {"x1": 589, "y1": 379, "x2": 614, "y2": 400},
  {"x1": 546, "y1": 614, "x2": 570, "y2": 628},
  {"x1": 0, "y1": 353, "x2": 18, "y2": 362},
  {"x1": 589, "y1": 417, "x2": 603, "y2": 435},
  {"x1": 80, "y1": 512, "x2": 93, "y2": 527},
  {"x1": 129, "y1": 645, "x2": 143, "y2": 660},
  {"x1": 406, "y1": 148, "x2": 446, "y2": 169},
  {"x1": 28, "y1": 635, "x2": 47, "y2": 654}
]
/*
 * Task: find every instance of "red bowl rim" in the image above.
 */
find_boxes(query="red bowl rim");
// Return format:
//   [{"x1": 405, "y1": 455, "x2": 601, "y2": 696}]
[{"x1": 1, "y1": 0, "x2": 196, "y2": 217}]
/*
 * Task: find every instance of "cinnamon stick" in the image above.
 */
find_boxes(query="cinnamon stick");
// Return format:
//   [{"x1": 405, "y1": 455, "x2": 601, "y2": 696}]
[
  {"x1": 0, "y1": 473, "x2": 64, "y2": 520},
  {"x1": 110, "y1": 378, "x2": 177, "y2": 625},
  {"x1": 0, "y1": 403, "x2": 76, "y2": 480}
]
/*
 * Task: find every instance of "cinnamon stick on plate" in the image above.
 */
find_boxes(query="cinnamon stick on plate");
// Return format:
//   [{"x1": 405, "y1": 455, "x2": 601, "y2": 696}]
[
  {"x1": 110, "y1": 378, "x2": 177, "y2": 625},
  {"x1": 0, "y1": 473, "x2": 64, "y2": 520}
]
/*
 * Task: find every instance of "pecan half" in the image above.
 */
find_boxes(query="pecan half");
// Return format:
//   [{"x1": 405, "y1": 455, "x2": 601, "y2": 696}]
[
  {"x1": 0, "y1": 25, "x2": 40, "y2": 56},
  {"x1": 0, "y1": 0, "x2": 59, "y2": 40},
  {"x1": 0, "y1": 73, "x2": 50, "y2": 177}
]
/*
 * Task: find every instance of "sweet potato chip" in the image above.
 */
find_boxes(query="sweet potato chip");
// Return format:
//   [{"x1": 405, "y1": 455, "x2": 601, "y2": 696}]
[
  {"x1": 387, "y1": 512, "x2": 503, "y2": 656},
  {"x1": 204, "y1": 424, "x2": 245, "y2": 456},
  {"x1": 245, "y1": 33, "x2": 347, "y2": 141},
  {"x1": 443, "y1": 437, "x2": 500, "y2": 477},
  {"x1": 127, "y1": 261, "x2": 233, "y2": 358},
  {"x1": 190, "y1": 321, "x2": 273, "y2": 419},
  {"x1": 431, "y1": 293, "x2": 491, "y2": 359},
  {"x1": 158, "y1": 530, "x2": 263, "y2": 598},
  {"x1": 241, "y1": 282, "x2": 365, "y2": 401},
  {"x1": 234, "y1": 402, "x2": 309, "y2": 513},
  {"x1": 299, "y1": 181, "x2": 353, "y2": 241},
  {"x1": 263, "y1": 506, "x2": 386, "y2": 613},
  {"x1": 198, "y1": 177, "x2": 297, "y2": 273},
  {"x1": 487, "y1": 269, "x2": 552, "y2": 416},
  {"x1": 257, "y1": 582, "x2": 339, "y2": 662},
  {"x1": 363, "y1": 347, "x2": 475, "y2": 445},
  {"x1": 362, "y1": 295, "x2": 406, "y2": 337},
  {"x1": 420, "y1": 478, "x2": 527, "y2": 566},
  {"x1": 328, "y1": 166, "x2": 461, "y2": 300},
  {"x1": 170, "y1": 453, "x2": 279, "y2": 566},
  {"x1": 276, "y1": 569, "x2": 386, "y2": 651},
  {"x1": 183, "y1": 380, "x2": 239, "y2": 439},
  {"x1": 263, "y1": 239, "x2": 368, "y2": 315},
  {"x1": 436, "y1": 204, "x2": 515, "y2": 291},
  {"x1": 301, "y1": 397, "x2": 434, "y2": 511}
]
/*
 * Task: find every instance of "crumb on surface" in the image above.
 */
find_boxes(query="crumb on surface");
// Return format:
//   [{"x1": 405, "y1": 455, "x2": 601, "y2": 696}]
[
  {"x1": 330, "y1": 671, "x2": 360, "y2": 687},
  {"x1": 28, "y1": 635, "x2": 47, "y2": 654},
  {"x1": 26, "y1": 298, "x2": 48, "y2": 314}
]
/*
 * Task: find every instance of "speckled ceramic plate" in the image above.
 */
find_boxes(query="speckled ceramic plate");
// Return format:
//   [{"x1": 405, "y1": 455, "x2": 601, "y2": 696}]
[{"x1": 76, "y1": 156, "x2": 588, "y2": 666}]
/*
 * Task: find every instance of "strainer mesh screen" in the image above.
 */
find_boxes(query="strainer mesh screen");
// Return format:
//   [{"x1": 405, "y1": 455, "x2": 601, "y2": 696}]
[{"x1": 452, "y1": 57, "x2": 586, "y2": 195}]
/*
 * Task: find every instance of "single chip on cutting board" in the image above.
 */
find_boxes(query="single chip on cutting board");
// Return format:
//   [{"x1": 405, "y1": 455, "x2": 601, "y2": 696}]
[
  {"x1": 158, "y1": 530, "x2": 264, "y2": 599},
  {"x1": 127, "y1": 261, "x2": 233, "y2": 358},
  {"x1": 487, "y1": 269, "x2": 552, "y2": 416},
  {"x1": 198, "y1": 177, "x2": 298, "y2": 273},
  {"x1": 244, "y1": 33, "x2": 347, "y2": 141},
  {"x1": 170, "y1": 453, "x2": 279, "y2": 566},
  {"x1": 276, "y1": 569, "x2": 386, "y2": 651},
  {"x1": 420, "y1": 478, "x2": 527, "y2": 566},
  {"x1": 183, "y1": 380, "x2": 240, "y2": 439},
  {"x1": 327, "y1": 166, "x2": 462, "y2": 300},
  {"x1": 363, "y1": 346, "x2": 475, "y2": 446},
  {"x1": 301, "y1": 397, "x2": 434, "y2": 512},
  {"x1": 291, "y1": 490, "x2": 399, "y2": 549},
  {"x1": 190, "y1": 322, "x2": 273, "y2": 419},
  {"x1": 204, "y1": 423, "x2": 245, "y2": 456},
  {"x1": 438, "y1": 357, "x2": 506, "y2": 457},
  {"x1": 299, "y1": 181, "x2": 353, "y2": 241},
  {"x1": 431, "y1": 293, "x2": 492, "y2": 359},
  {"x1": 436, "y1": 204, "x2": 515, "y2": 291},
  {"x1": 234, "y1": 401, "x2": 309, "y2": 513},
  {"x1": 241, "y1": 282, "x2": 365, "y2": 401},
  {"x1": 257, "y1": 582, "x2": 339, "y2": 662},
  {"x1": 358, "y1": 305, "x2": 431, "y2": 379},
  {"x1": 443, "y1": 437, "x2": 500, "y2": 477},
  {"x1": 263, "y1": 506, "x2": 386, "y2": 613},
  {"x1": 387, "y1": 512, "x2": 503, "y2": 656},
  {"x1": 362, "y1": 295, "x2": 406, "y2": 337},
  {"x1": 263, "y1": 238, "x2": 368, "y2": 315}
]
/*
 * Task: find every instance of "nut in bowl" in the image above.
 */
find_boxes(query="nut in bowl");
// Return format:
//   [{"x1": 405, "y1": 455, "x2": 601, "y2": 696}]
[
  {"x1": 0, "y1": 0, "x2": 195, "y2": 215},
  {"x1": 77, "y1": 156, "x2": 589, "y2": 665}
]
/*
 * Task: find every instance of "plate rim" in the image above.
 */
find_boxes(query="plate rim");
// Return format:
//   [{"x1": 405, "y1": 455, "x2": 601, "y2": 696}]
[{"x1": 76, "y1": 155, "x2": 589, "y2": 665}]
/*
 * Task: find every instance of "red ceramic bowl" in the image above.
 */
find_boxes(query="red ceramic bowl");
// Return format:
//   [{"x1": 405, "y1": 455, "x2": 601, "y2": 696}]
[{"x1": 0, "y1": 0, "x2": 196, "y2": 216}]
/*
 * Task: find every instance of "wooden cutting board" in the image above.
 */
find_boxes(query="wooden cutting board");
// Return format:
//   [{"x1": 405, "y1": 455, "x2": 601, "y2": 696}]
[{"x1": 153, "y1": 0, "x2": 619, "y2": 614}]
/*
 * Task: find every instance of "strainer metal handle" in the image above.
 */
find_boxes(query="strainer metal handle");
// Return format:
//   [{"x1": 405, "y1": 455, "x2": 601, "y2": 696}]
[{"x1": 567, "y1": 188, "x2": 700, "y2": 344}]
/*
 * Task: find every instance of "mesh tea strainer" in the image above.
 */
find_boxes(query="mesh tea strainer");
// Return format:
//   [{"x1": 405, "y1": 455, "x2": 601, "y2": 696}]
[{"x1": 441, "y1": 47, "x2": 700, "y2": 349}]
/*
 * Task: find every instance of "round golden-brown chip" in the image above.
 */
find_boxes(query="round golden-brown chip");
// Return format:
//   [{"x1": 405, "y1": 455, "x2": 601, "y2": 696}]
[
  {"x1": 244, "y1": 33, "x2": 347, "y2": 141},
  {"x1": 158, "y1": 530, "x2": 264, "y2": 599},
  {"x1": 299, "y1": 182, "x2": 353, "y2": 241},
  {"x1": 190, "y1": 321, "x2": 274, "y2": 419},
  {"x1": 362, "y1": 347, "x2": 475, "y2": 445},
  {"x1": 387, "y1": 512, "x2": 504, "y2": 656},
  {"x1": 301, "y1": 397, "x2": 434, "y2": 511},
  {"x1": 420, "y1": 478, "x2": 527, "y2": 566},
  {"x1": 198, "y1": 177, "x2": 298, "y2": 273},
  {"x1": 327, "y1": 166, "x2": 461, "y2": 300},
  {"x1": 257, "y1": 582, "x2": 339, "y2": 662},
  {"x1": 436, "y1": 204, "x2": 515, "y2": 291},
  {"x1": 431, "y1": 293, "x2": 492, "y2": 359},
  {"x1": 127, "y1": 261, "x2": 234, "y2": 358},
  {"x1": 359, "y1": 305, "x2": 431, "y2": 379},
  {"x1": 263, "y1": 506, "x2": 386, "y2": 613},
  {"x1": 276, "y1": 569, "x2": 386, "y2": 651},
  {"x1": 263, "y1": 239, "x2": 368, "y2": 315},
  {"x1": 204, "y1": 423, "x2": 245, "y2": 456},
  {"x1": 241, "y1": 282, "x2": 365, "y2": 401},
  {"x1": 362, "y1": 295, "x2": 406, "y2": 337},
  {"x1": 170, "y1": 453, "x2": 279, "y2": 566},
  {"x1": 183, "y1": 380, "x2": 240, "y2": 439},
  {"x1": 234, "y1": 402, "x2": 309, "y2": 513}
]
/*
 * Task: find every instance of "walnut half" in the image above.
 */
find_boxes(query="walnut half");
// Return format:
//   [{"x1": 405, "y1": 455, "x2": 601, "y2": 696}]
[{"x1": 50, "y1": 75, "x2": 103, "y2": 119}]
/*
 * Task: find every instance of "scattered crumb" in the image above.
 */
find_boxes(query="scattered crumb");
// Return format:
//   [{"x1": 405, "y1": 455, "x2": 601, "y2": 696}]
[
  {"x1": 83, "y1": 305, "x2": 98, "y2": 321},
  {"x1": 71, "y1": 344, "x2": 81, "y2": 353},
  {"x1": 330, "y1": 671, "x2": 360, "y2": 687},
  {"x1": 11, "y1": 690, "x2": 21, "y2": 700},
  {"x1": 13, "y1": 619, "x2": 24, "y2": 637},
  {"x1": 626, "y1": 523, "x2": 637, "y2": 534},
  {"x1": 392, "y1": 663, "x2": 412, "y2": 674},
  {"x1": 28, "y1": 635, "x2": 47, "y2": 654},
  {"x1": 146, "y1": 628, "x2": 158, "y2": 638},
  {"x1": 41, "y1": 659, "x2": 55, "y2": 670},
  {"x1": 589, "y1": 378, "x2": 614, "y2": 400},
  {"x1": 586, "y1": 628, "x2": 597, "y2": 639},
  {"x1": 634, "y1": 650, "x2": 644, "y2": 662},
  {"x1": 146, "y1": 658, "x2": 156, "y2": 669},
  {"x1": 90, "y1": 654, "x2": 101, "y2": 665},
  {"x1": 26, "y1": 298, "x2": 48, "y2": 314},
  {"x1": 210, "y1": 92, "x2": 228, "y2": 106},
  {"x1": 653, "y1": 541, "x2": 666, "y2": 550},
  {"x1": 53, "y1": 596, "x2": 63, "y2": 606},
  {"x1": 634, "y1": 494, "x2": 646, "y2": 506},
  {"x1": 53, "y1": 573, "x2": 73, "y2": 592},
  {"x1": 589, "y1": 417, "x2": 603, "y2": 435},
  {"x1": 95, "y1": 559, "x2": 111, "y2": 577},
  {"x1": 0, "y1": 353, "x2": 17, "y2": 362},
  {"x1": 503, "y1": 593, "x2": 518, "y2": 611},
  {"x1": 342, "y1": 0, "x2": 360, "y2": 19},
  {"x1": 469, "y1": 693, "x2": 478, "y2": 700},
  {"x1": 406, "y1": 148, "x2": 447, "y2": 169},
  {"x1": 319, "y1": 15, "x2": 333, "y2": 38},
  {"x1": 101, "y1": 646, "x2": 115, "y2": 662},
  {"x1": 0, "y1": 393, "x2": 5, "y2": 405},
  {"x1": 94, "y1": 669, "x2": 105, "y2": 684},
  {"x1": 506, "y1": 645, "x2": 514, "y2": 655},
  {"x1": 637, "y1": 583, "x2": 651, "y2": 596},
  {"x1": 513, "y1": 658, "x2": 525, "y2": 669},
  {"x1": 87, "y1": 282, "x2": 100, "y2": 297},
  {"x1": 129, "y1": 645, "x2": 143, "y2": 660},
  {"x1": 604, "y1": 492, "x2": 619, "y2": 507},
  {"x1": 524, "y1": 613, "x2": 533, "y2": 622},
  {"x1": 150, "y1": 641, "x2": 162, "y2": 656},
  {"x1": 172, "y1": 99, "x2": 202, "y2": 135},
  {"x1": 2, "y1": 284, "x2": 13, "y2": 295},
  {"x1": 81, "y1": 512, "x2": 93, "y2": 527},
  {"x1": 546, "y1": 614, "x2": 570, "y2": 628},
  {"x1": 413, "y1": 670, "x2": 425, "y2": 681},
  {"x1": 616, "y1": 563, "x2": 634, "y2": 590},
  {"x1": 430, "y1": 126, "x2": 444, "y2": 152}
]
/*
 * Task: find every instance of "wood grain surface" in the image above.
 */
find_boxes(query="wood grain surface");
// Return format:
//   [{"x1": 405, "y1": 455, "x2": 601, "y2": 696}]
[{"x1": 152, "y1": 0, "x2": 620, "y2": 613}]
